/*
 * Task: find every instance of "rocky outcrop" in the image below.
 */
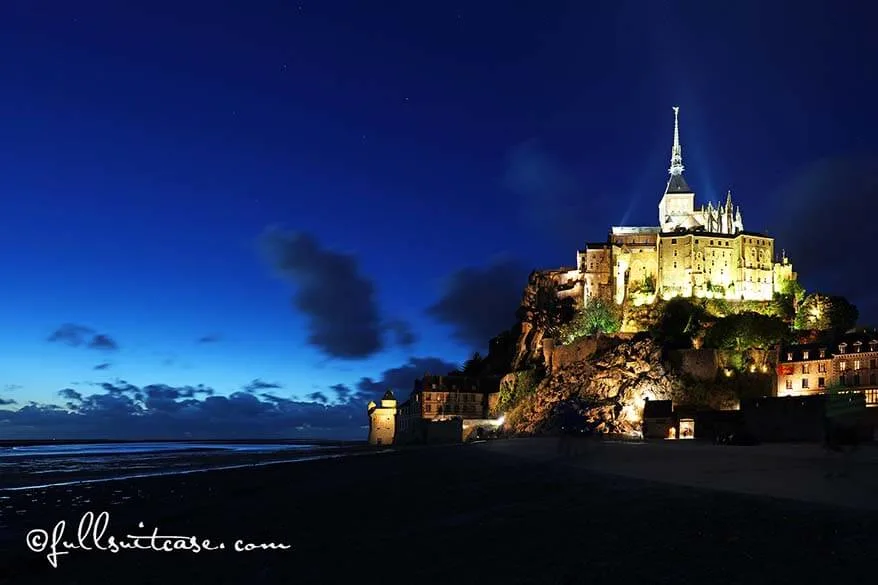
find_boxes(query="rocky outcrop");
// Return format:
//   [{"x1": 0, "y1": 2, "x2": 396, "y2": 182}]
[
  {"x1": 507, "y1": 337, "x2": 684, "y2": 436},
  {"x1": 511, "y1": 269, "x2": 578, "y2": 370}
]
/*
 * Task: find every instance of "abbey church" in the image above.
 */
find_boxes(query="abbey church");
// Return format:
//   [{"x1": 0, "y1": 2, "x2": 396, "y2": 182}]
[{"x1": 567, "y1": 107, "x2": 795, "y2": 308}]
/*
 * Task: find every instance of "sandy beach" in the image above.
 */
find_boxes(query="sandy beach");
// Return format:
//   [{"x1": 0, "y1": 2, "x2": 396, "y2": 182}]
[{"x1": 1, "y1": 438, "x2": 877, "y2": 584}]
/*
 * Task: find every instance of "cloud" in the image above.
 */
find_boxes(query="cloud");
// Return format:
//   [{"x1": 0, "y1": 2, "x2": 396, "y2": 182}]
[
  {"x1": 89, "y1": 334, "x2": 119, "y2": 351},
  {"x1": 331, "y1": 356, "x2": 460, "y2": 406},
  {"x1": 307, "y1": 392, "x2": 328, "y2": 403},
  {"x1": 93, "y1": 363, "x2": 112, "y2": 370},
  {"x1": 384, "y1": 319, "x2": 417, "y2": 347},
  {"x1": 260, "y1": 229, "x2": 413, "y2": 359},
  {"x1": 769, "y1": 155, "x2": 878, "y2": 323},
  {"x1": 242, "y1": 379, "x2": 283, "y2": 393},
  {"x1": 197, "y1": 333, "x2": 222, "y2": 343},
  {"x1": 426, "y1": 260, "x2": 527, "y2": 348},
  {"x1": 0, "y1": 381, "x2": 367, "y2": 440},
  {"x1": 48, "y1": 324, "x2": 119, "y2": 352},
  {"x1": 3, "y1": 384, "x2": 23, "y2": 392},
  {"x1": 58, "y1": 388, "x2": 83, "y2": 402},
  {"x1": 0, "y1": 397, "x2": 16, "y2": 406}
]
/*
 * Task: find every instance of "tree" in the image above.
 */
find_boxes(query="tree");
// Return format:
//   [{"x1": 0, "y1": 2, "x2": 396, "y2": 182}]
[
  {"x1": 827, "y1": 295, "x2": 859, "y2": 334},
  {"x1": 794, "y1": 293, "x2": 859, "y2": 333},
  {"x1": 704, "y1": 312, "x2": 792, "y2": 351},
  {"x1": 653, "y1": 298, "x2": 707, "y2": 348},
  {"x1": 559, "y1": 298, "x2": 621, "y2": 343}
]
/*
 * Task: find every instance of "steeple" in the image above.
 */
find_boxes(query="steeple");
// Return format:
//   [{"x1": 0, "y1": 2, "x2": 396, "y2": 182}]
[{"x1": 665, "y1": 106, "x2": 691, "y2": 194}]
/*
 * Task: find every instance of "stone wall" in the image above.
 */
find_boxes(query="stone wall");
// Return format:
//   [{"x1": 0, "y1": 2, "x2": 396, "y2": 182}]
[
  {"x1": 669, "y1": 348, "x2": 719, "y2": 381},
  {"x1": 549, "y1": 333, "x2": 636, "y2": 373}
]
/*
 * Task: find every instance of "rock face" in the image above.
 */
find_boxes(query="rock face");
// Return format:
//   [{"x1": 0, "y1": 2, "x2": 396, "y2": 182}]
[
  {"x1": 508, "y1": 337, "x2": 684, "y2": 436},
  {"x1": 511, "y1": 269, "x2": 579, "y2": 370}
]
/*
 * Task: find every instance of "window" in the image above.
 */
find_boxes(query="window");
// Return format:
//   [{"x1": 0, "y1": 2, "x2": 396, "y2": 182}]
[
  {"x1": 785, "y1": 379, "x2": 793, "y2": 390},
  {"x1": 802, "y1": 379, "x2": 809, "y2": 389},
  {"x1": 872, "y1": 359, "x2": 877, "y2": 369},
  {"x1": 838, "y1": 343, "x2": 847, "y2": 354},
  {"x1": 819, "y1": 349, "x2": 826, "y2": 359},
  {"x1": 673, "y1": 262, "x2": 677, "y2": 269},
  {"x1": 818, "y1": 363, "x2": 827, "y2": 373},
  {"x1": 854, "y1": 341, "x2": 862, "y2": 352},
  {"x1": 787, "y1": 352, "x2": 793, "y2": 361},
  {"x1": 818, "y1": 377, "x2": 825, "y2": 388},
  {"x1": 425, "y1": 393, "x2": 431, "y2": 400},
  {"x1": 674, "y1": 250, "x2": 677, "y2": 256},
  {"x1": 425, "y1": 404, "x2": 432, "y2": 413},
  {"x1": 854, "y1": 374, "x2": 861, "y2": 386},
  {"x1": 871, "y1": 373, "x2": 877, "y2": 386},
  {"x1": 672, "y1": 239, "x2": 677, "y2": 244},
  {"x1": 840, "y1": 361, "x2": 847, "y2": 371},
  {"x1": 803, "y1": 351, "x2": 809, "y2": 360},
  {"x1": 802, "y1": 364, "x2": 810, "y2": 374},
  {"x1": 854, "y1": 360, "x2": 862, "y2": 370}
]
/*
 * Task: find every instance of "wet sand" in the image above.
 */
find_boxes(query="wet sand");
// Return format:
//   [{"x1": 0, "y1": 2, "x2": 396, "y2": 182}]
[{"x1": 1, "y1": 439, "x2": 876, "y2": 584}]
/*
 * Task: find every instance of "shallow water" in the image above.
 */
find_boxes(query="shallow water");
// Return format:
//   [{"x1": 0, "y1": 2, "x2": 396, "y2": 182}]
[{"x1": 0, "y1": 441, "x2": 331, "y2": 490}]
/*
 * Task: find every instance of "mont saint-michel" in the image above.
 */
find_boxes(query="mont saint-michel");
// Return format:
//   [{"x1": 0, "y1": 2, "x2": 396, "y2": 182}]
[{"x1": 542, "y1": 106, "x2": 795, "y2": 313}]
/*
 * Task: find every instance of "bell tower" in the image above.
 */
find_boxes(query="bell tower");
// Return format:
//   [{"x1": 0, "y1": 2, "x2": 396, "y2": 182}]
[{"x1": 658, "y1": 106, "x2": 697, "y2": 232}]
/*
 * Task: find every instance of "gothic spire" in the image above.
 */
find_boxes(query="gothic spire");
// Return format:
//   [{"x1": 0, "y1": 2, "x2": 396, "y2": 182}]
[
  {"x1": 669, "y1": 106, "x2": 683, "y2": 175},
  {"x1": 665, "y1": 106, "x2": 691, "y2": 194}
]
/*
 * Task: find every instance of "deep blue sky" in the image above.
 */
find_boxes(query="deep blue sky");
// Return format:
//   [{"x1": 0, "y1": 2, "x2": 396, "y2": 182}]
[{"x1": 1, "y1": 0, "x2": 876, "y2": 439}]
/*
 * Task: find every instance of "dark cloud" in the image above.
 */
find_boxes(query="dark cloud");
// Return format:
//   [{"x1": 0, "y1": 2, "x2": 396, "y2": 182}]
[
  {"x1": 332, "y1": 356, "x2": 460, "y2": 406},
  {"x1": 93, "y1": 363, "x2": 112, "y2": 370},
  {"x1": 1, "y1": 382, "x2": 367, "y2": 440},
  {"x1": 89, "y1": 334, "x2": 119, "y2": 351},
  {"x1": 243, "y1": 379, "x2": 283, "y2": 393},
  {"x1": 385, "y1": 319, "x2": 417, "y2": 347},
  {"x1": 260, "y1": 229, "x2": 412, "y2": 359},
  {"x1": 3, "y1": 384, "x2": 23, "y2": 392},
  {"x1": 0, "y1": 397, "x2": 16, "y2": 406},
  {"x1": 58, "y1": 388, "x2": 83, "y2": 402},
  {"x1": 769, "y1": 155, "x2": 878, "y2": 324},
  {"x1": 503, "y1": 140, "x2": 589, "y2": 242},
  {"x1": 48, "y1": 324, "x2": 119, "y2": 352},
  {"x1": 307, "y1": 392, "x2": 328, "y2": 404},
  {"x1": 197, "y1": 333, "x2": 222, "y2": 344},
  {"x1": 426, "y1": 260, "x2": 527, "y2": 349}
]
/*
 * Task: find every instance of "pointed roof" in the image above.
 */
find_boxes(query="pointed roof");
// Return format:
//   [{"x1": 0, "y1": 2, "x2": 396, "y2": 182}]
[
  {"x1": 665, "y1": 106, "x2": 692, "y2": 193},
  {"x1": 665, "y1": 174, "x2": 692, "y2": 194}
]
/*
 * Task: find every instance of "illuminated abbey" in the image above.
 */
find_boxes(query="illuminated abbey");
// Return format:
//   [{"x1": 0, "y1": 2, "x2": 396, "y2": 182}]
[{"x1": 570, "y1": 107, "x2": 795, "y2": 307}]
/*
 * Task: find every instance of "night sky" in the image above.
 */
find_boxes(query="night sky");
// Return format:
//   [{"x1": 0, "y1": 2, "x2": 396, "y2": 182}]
[{"x1": 1, "y1": 1, "x2": 876, "y2": 439}]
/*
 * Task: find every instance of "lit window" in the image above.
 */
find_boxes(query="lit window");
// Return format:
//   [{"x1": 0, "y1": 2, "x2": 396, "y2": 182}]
[
  {"x1": 818, "y1": 363, "x2": 827, "y2": 373},
  {"x1": 802, "y1": 364, "x2": 810, "y2": 374},
  {"x1": 785, "y1": 379, "x2": 793, "y2": 390},
  {"x1": 803, "y1": 351, "x2": 809, "y2": 360},
  {"x1": 818, "y1": 377, "x2": 825, "y2": 388},
  {"x1": 802, "y1": 379, "x2": 809, "y2": 389},
  {"x1": 854, "y1": 360, "x2": 861, "y2": 370},
  {"x1": 840, "y1": 361, "x2": 847, "y2": 371},
  {"x1": 819, "y1": 349, "x2": 826, "y2": 358},
  {"x1": 787, "y1": 352, "x2": 793, "y2": 361}
]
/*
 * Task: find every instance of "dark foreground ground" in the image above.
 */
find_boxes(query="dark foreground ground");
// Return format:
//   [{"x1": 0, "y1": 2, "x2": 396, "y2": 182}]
[{"x1": 1, "y1": 439, "x2": 876, "y2": 585}]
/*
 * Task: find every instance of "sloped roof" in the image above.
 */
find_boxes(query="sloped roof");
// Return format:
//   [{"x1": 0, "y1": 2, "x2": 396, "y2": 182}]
[{"x1": 665, "y1": 174, "x2": 692, "y2": 194}]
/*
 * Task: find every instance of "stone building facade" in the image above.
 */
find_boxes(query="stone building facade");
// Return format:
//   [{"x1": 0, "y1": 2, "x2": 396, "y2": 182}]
[
  {"x1": 777, "y1": 334, "x2": 878, "y2": 407},
  {"x1": 395, "y1": 375, "x2": 501, "y2": 442},
  {"x1": 367, "y1": 389, "x2": 397, "y2": 446},
  {"x1": 543, "y1": 107, "x2": 798, "y2": 309}
]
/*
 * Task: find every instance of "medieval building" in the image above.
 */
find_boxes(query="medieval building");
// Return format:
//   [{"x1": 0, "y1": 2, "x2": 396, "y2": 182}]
[{"x1": 575, "y1": 107, "x2": 795, "y2": 306}]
